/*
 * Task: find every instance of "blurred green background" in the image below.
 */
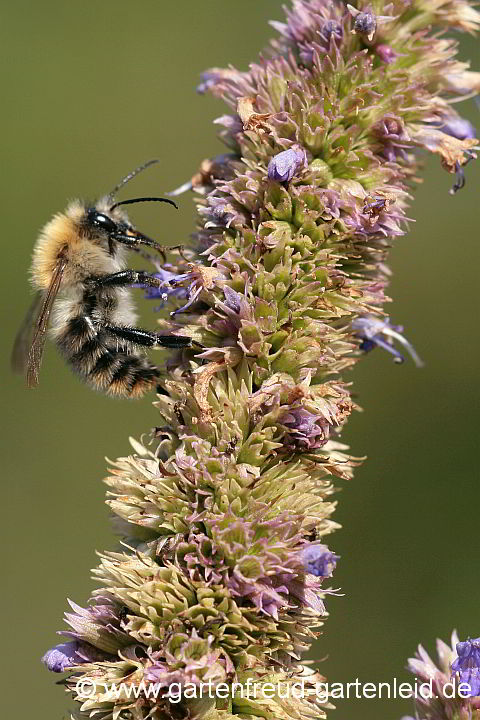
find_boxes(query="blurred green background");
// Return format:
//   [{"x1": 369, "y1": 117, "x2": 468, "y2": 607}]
[{"x1": 1, "y1": 2, "x2": 479, "y2": 718}]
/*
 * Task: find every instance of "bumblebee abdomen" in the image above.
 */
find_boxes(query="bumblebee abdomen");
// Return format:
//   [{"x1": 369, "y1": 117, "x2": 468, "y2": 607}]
[
  {"x1": 89, "y1": 349, "x2": 160, "y2": 397},
  {"x1": 56, "y1": 314, "x2": 159, "y2": 397}
]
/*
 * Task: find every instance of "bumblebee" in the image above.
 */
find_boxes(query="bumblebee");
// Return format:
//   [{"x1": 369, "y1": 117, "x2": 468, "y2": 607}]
[{"x1": 12, "y1": 161, "x2": 194, "y2": 397}]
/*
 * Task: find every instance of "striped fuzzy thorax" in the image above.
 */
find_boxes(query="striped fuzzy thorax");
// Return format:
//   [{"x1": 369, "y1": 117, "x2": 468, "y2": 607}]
[{"x1": 42, "y1": 2, "x2": 479, "y2": 719}]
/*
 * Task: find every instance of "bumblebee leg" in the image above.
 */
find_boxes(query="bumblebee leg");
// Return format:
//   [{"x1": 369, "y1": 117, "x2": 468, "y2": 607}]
[
  {"x1": 111, "y1": 234, "x2": 167, "y2": 261},
  {"x1": 103, "y1": 323, "x2": 195, "y2": 350},
  {"x1": 166, "y1": 244, "x2": 188, "y2": 261},
  {"x1": 88, "y1": 270, "x2": 163, "y2": 290},
  {"x1": 113, "y1": 233, "x2": 189, "y2": 262}
]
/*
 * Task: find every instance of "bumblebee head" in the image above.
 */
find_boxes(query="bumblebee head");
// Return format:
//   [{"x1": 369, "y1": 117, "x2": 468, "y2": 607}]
[
  {"x1": 81, "y1": 195, "x2": 177, "y2": 257},
  {"x1": 79, "y1": 160, "x2": 178, "y2": 256},
  {"x1": 85, "y1": 206, "x2": 120, "y2": 236}
]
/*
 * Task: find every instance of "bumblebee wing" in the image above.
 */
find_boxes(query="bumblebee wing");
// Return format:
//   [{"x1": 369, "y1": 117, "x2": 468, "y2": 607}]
[
  {"x1": 11, "y1": 292, "x2": 45, "y2": 375},
  {"x1": 22, "y1": 255, "x2": 67, "y2": 388}
]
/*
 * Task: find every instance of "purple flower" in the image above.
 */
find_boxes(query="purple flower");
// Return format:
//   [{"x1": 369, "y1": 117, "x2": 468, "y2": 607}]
[
  {"x1": 42, "y1": 641, "x2": 80, "y2": 672},
  {"x1": 213, "y1": 114, "x2": 244, "y2": 134},
  {"x1": 441, "y1": 116, "x2": 476, "y2": 141},
  {"x1": 203, "y1": 196, "x2": 239, "y2": 228},
  {"x1": 451, "y1": 637, "x2": 480, "y2": 696},
  {"x1": 373, "y1": 114, "x2": 410, "y2": 161},
  {"x1": 303, "y1": 544, "x2": 339, "y2": 578},
  {"x1": 62, "y1": 598, "x2": 131, "y2": 653},
  {"x1": 42, "y1": 640, "x2": 107, "y2": 673},
  {"x1": 167, "y1": 153, "x2": 237, "y2": 198},
  {"x1": 196, "y1": 68, "x2": 237, "y2": 95},
  {"x1": 374, "y1": 115, "x2": 408, "y2": 142},
  {"x1": 145, "y1": 630, "x2": 233, "y2": 688},
  {"x1": 375, "y1": 44, "x2": 398, "y2": 64},
  {"x1": 207, "y1": 283, "x2": 253, "y2": 338},
  {"x1": 410, "y1": 125, "x2": 478, "y2": 194},
  {"x1": 177, "y1": 512, "x2": 331, "y2": 620},
  {"x1": 321, "y1": 20, "x2": 343, "y2": 43},
  {"x1": 347, "y1": 4, "x2": 397, "y2": 41},
  {"x1": 135, "y1": 267, "x2": 189, "y2": 306},
  {"x1": 133, "y1": 265, "x2": 219, "y2": 315},
  {"x1": 270, "y1": 5, "x2": 346, "y2": 62},
  {"x1": 197, "y1": 71, "x2": 220, "y2": 95},
  {"x1": 282, "y1": 407, "x2": 331, "y2": 450},
  {"x1": 196, "y1": 67, "x2": 250, "y2": 96},
  {"x1": 167, "y1": 265, "x2": 222, "y2": 316},
  {"x1": 353, "y1": 11, "x2": 377, "y2": 38},
  {"x1": 223, "y1": 285, "x2": 242, "y2": 313},
  {"x1": 352, "y1": 316, "x2": 423, "y2": 367},
  {"x1": 268, "y1": 147, "x2": 307, "y2": 183}
]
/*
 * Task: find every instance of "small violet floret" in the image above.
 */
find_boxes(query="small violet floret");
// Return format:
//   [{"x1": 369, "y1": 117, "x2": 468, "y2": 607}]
[
  {"x1": 41, "y1": 641, "x2": 104, "y2": 673},
  {"x1": 441, "y1": 116, "x2": 476, "y2": 141},
  {"x1": 347, "y1": 4, "x2": 397, "y2": 41},
  {"x1": 352, "y1": 315, "x2": 423, "y2": 367},
  {"x1": 303, "y1": 544, "x2": 339, "y2": 578},
  {"x1": 375, "y1": 44, "x2": 398, "y2": 64},
  {"x1": 353, "y1": 11, "x2": 377, "y2": 38},
  {"x1": 42, "y1": 642, "x2": 80, "y2": 672},
  {"x1": 137, "y1": 268, "x2": 189, "y2": 304},
  {"x1": 134, "y1": 266, "x2": 210, "y2": 315},
  {"x1": 451, "y1": 637, "x2": 480, "y2": 696},
  {"x1": 282, "y1": 407, "x2": 331, "y2": 450},
  {"x1": 268, "y1": 147, "x2": 307, "y2": 183},
  {"x1": 321, "y1": 20, "x2": 343, "y2": 43}
]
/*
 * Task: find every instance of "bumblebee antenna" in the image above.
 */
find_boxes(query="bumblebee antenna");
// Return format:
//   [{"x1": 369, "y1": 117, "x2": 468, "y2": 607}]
[
  {"x1": 108, "y1": 159, "x2": 159, "y2": 199},
  {"x1": 110, "y1": 196, "x2": 178, "y2": 211}
]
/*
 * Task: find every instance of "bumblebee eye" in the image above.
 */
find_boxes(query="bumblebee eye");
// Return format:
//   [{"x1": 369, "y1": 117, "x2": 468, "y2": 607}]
[{"x1": 87, "y1": 209, "x2": 117, "y2": 234}]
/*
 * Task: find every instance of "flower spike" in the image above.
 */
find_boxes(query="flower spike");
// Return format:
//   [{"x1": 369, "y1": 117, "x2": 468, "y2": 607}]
[{"x1": 42, "y1": 2, "x2": 479, "y2": 718}]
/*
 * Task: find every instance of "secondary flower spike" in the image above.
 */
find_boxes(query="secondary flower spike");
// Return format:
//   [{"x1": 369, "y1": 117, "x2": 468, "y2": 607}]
[
  {"x1": 42, "y1": 1, "x2": 479, "y2": 719},
  {"x1": 406, "y1": 632, "x2": 480, "y2": 718}
]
